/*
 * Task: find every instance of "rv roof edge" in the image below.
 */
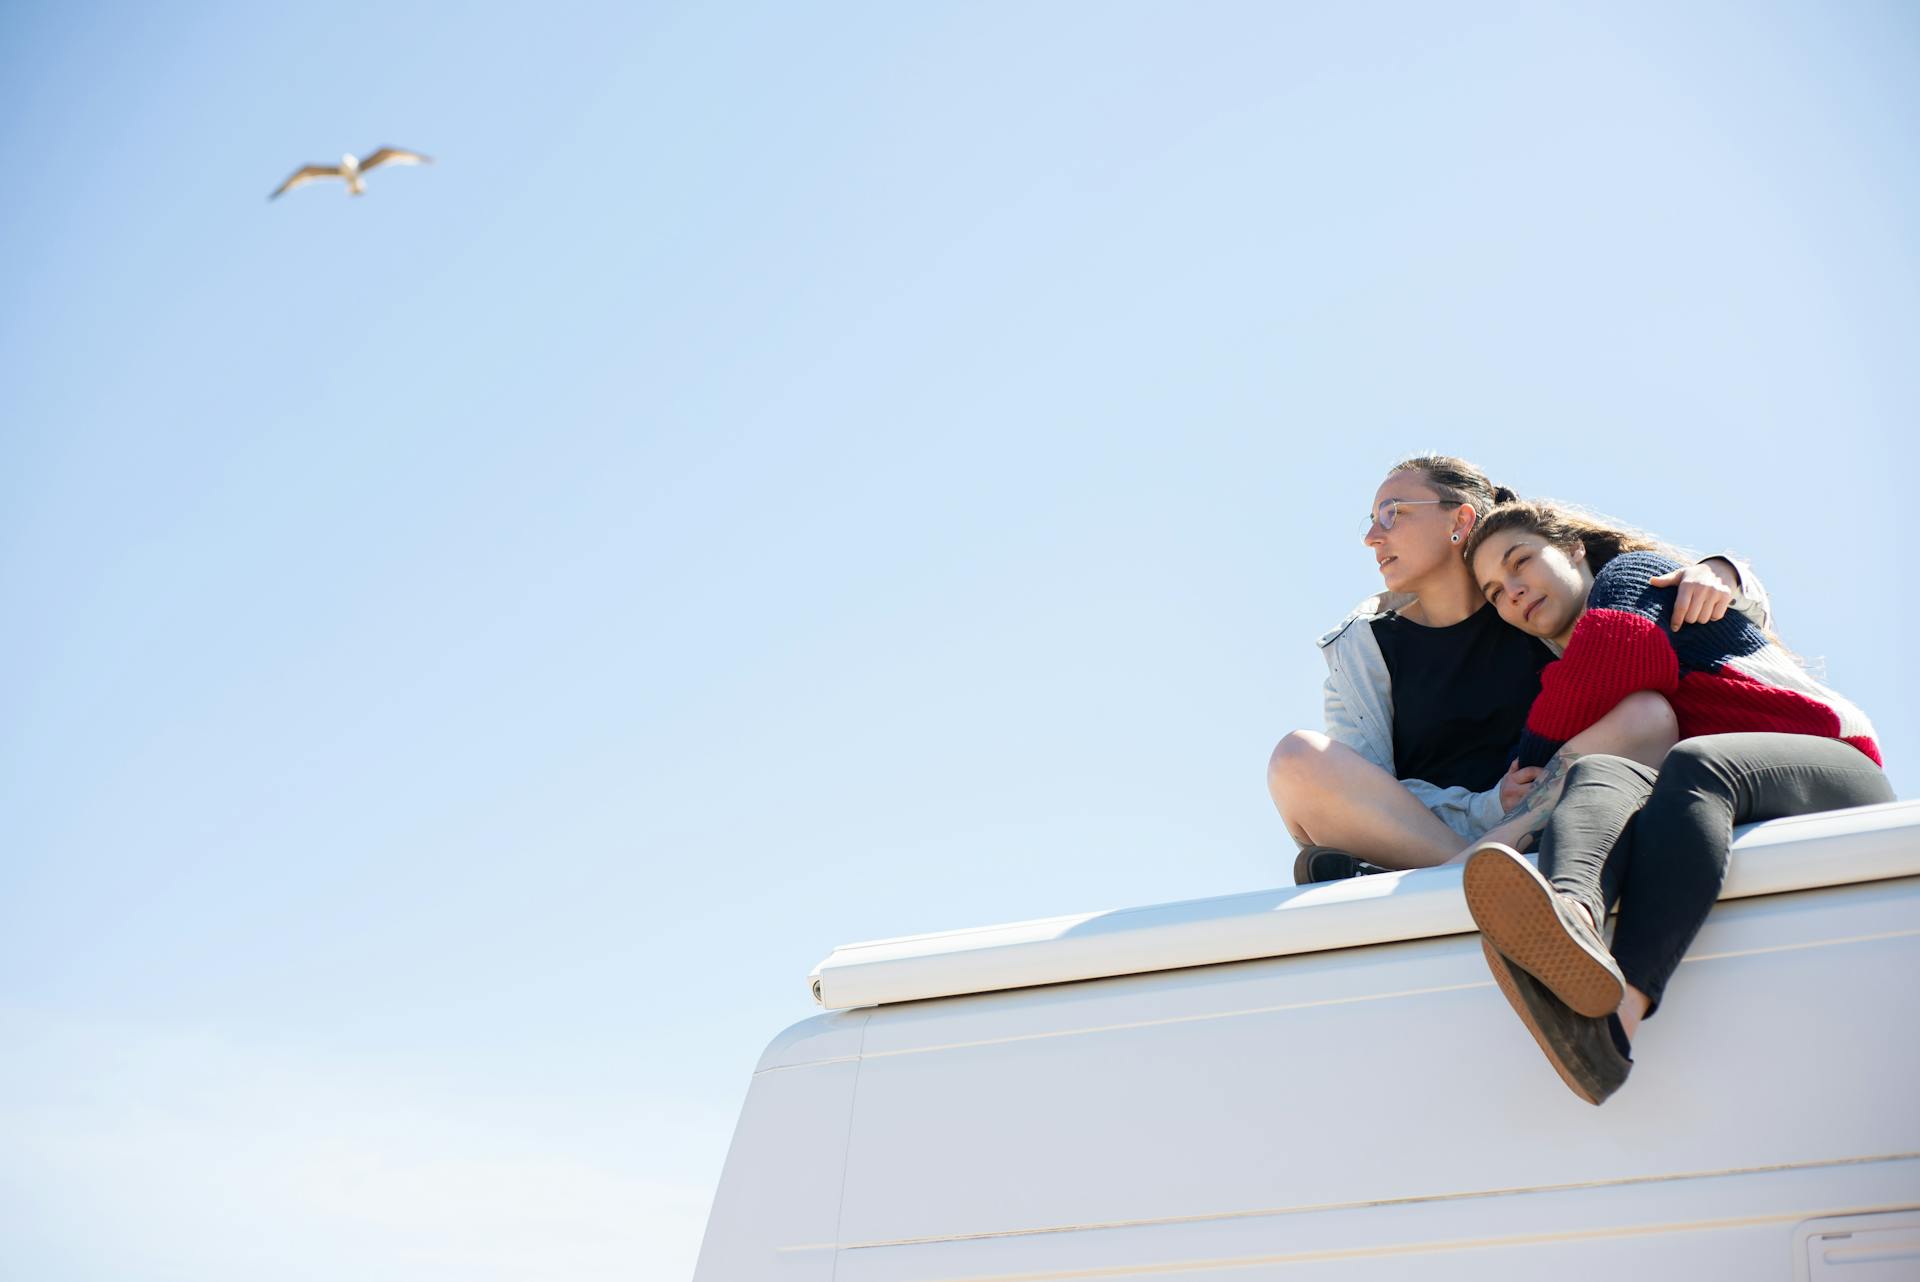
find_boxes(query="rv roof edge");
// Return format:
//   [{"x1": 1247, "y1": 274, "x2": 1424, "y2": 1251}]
[{"x1": 809, "y1": 799, "x2": 1920, "y2": 1011}]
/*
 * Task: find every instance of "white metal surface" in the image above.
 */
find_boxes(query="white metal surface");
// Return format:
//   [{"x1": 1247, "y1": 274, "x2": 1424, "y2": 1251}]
[
  {"x1": 809, "y1": 800, "x2": 1920, "y2": 1010},
  {"x1": 699, "y1": 865, "x2": 1920, "y2": 1280}
]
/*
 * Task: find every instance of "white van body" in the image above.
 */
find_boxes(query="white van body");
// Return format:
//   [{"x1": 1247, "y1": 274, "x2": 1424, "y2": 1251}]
[{"x1": 694, "y1": 801, "x2": 1920, "y2": 1280}]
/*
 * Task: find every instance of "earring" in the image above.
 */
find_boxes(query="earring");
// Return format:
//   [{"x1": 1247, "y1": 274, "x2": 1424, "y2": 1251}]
[{"x1": 1451, "y1": 533, "x2": 1460, "y2": 544}]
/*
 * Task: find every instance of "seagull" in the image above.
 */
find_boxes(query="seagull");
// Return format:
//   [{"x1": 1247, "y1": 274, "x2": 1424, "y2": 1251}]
[{"x1": 270, "y1": 146, "x2": 432, "y2": 200}]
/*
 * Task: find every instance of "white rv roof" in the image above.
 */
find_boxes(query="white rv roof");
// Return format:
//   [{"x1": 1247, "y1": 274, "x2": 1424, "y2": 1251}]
[{"x1": 809, "y1": 799, "x2": 1920, "y2": 1010}]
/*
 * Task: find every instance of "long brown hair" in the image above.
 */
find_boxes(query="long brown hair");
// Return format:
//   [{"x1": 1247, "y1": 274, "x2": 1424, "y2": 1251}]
[{"x1": 1462, "y1": 499, "x2": 1670, "y2": 574}]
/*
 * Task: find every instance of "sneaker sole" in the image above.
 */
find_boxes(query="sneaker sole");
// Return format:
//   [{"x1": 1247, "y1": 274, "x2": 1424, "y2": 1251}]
[
  {"x1": 1464, "y1": 844, "x2": 1623, "y2": 1019},
  {"x1": 1480, "y1": 939, "x2": 1604, "y2": 1106}
]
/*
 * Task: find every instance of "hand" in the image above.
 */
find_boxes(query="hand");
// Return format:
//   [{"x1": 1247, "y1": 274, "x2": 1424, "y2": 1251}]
[
  {"x1": 1498, "y1": 760, "x2": 1543, "y2": 812},
  {"x1": 1649, "y1": 563, "x2": 1734, "y2": 631}
]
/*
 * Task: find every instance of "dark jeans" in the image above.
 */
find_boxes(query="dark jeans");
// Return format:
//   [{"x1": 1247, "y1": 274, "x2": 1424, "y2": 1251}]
[{"x1": 1537, "y1": 733, "x2": 1893, "y2": 1016}]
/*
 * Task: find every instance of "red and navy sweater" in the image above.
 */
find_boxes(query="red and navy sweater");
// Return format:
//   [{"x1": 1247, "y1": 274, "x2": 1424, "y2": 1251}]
[{"x1": 1515, "y1": 551, "x2": 1881, "y2": 769}]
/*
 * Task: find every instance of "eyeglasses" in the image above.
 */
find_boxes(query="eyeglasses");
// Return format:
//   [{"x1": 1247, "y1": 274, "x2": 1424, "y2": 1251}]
[{"x1": 1364, "y1": 498, "x2": 1453, "y2": 536}]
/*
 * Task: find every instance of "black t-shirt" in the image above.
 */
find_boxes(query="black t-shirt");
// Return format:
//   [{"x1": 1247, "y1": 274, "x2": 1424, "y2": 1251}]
[{"x1": 1370, "y1": 604, "x2": 1556, "y2": 793}]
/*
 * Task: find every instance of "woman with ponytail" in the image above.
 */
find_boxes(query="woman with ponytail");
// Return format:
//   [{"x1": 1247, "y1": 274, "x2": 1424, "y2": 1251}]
[
  {"x1": 1267, "y1": 457, "x2": 1766, "y2": 881},
  {"x1": 1458, "y1": 500, "x2": 1891, "y2": 1104}
]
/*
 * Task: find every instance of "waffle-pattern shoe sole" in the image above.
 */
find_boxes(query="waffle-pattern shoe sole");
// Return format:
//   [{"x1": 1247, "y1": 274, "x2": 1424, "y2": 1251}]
[
  {"x1": 1464, "y1": 843, "x2": 1624, "y2": 1019},
  {"x1": 1480, "y1": 939, "x2": 1614, "y2": 1106}
]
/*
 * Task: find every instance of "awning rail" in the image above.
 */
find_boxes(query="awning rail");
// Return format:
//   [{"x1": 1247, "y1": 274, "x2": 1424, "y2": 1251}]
[{"x1": 809, "y1": 799, "x2": 1920, "y2": 1010}]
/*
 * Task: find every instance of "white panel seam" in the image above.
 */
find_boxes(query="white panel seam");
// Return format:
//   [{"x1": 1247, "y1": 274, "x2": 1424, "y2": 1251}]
[
  {"x1": 1678, "y1": 924, "x2": 1920, "y2": 965},
  {"x1": 824, "y1": 1007, "x2": 872, "y2": 1282},
  {"x1": 836, "y1": 1205, "x2": 1920, "y2": 1277},
  {"x1": 829, "y1": 1151, "x2": 1920, "y2": 1251},
  {"x1": 847, "y1": 922, "x2": 1920, "y2": 1060},
  {"x1": 856, "y1": 978, "x2": 1493, "y2": 1059}
]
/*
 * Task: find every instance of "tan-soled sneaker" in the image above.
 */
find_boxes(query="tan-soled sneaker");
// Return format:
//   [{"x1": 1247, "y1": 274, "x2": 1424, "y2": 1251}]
[
  {"x1": 1464, "y1": 841, "x2": 1625, "y2": 1018},
  {"x1": 1481, "y1": 939, "x2": 1631, "y2": 1106}
]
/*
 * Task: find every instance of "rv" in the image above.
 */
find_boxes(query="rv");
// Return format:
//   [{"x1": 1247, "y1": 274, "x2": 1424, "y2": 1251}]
[{"x1": 694, "y1": 800, "x2": 1920, "y2": 1280}]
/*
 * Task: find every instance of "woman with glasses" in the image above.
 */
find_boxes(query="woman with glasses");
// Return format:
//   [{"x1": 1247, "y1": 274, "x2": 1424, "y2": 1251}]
[
  {"x1": 1456, "y1": 500, "x2": 1888, "y2": 1103},
  {"x1": 1266, "y1": 456, "x2": 1767, "y2": 881}
]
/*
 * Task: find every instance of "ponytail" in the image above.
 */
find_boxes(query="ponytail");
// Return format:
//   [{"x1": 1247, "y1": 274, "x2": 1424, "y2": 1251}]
[{"x1": 1389, "y1": 455, "x2": 1514, "y2": 522}]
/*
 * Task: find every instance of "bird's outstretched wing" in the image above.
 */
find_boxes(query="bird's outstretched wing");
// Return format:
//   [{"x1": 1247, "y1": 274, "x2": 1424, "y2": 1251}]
[
  {"x1": 359, "y1": 147, "x2": 433, "y2": 172},
  {"x1": 270, "y1": 165, "x2": 342, "y2": 199}
]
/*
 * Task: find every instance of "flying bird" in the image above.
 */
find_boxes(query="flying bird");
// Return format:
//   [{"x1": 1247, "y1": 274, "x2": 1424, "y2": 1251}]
[{"x1": 270, "y1": 146, "x2": 432, "y2": 200}]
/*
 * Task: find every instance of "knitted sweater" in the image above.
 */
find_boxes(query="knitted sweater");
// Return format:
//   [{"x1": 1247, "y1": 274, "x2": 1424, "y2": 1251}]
[{"x1": 1515, "y1": 551, "x2": 1881, "y2": 769}]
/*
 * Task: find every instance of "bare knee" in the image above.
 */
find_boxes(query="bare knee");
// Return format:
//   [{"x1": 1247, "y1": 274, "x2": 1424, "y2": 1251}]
[
  {"x1": 1569, "y1": 692, "x2": 1678, "y2": 769},
  {"x1": 1614, "y1": 691, "x2": 1679, "y2": 766},
  {"x1": 1267, "y1": 730, "x2": 1333, "y2": 799},
  {"x1": 1267, "y1": 730, "x2": 1334, "y2": 841}
]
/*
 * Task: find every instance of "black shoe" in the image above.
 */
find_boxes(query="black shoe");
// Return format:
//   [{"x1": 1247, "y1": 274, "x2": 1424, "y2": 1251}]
[
  {"x1": 1481, "y1": 939, "x2": 1632, "y2": 1105},
  {"x1": 1292, "y1": 846, "x2": 1390, "y2": 885},
  {"x1": 1464, "y1": 841, "x2": 1625, "y2": 1018}
]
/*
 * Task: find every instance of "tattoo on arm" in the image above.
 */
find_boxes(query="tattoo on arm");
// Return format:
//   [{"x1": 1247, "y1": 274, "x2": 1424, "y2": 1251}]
[{"x1": 1497, "y1": 751, "x2": 1582, "y2": 836}]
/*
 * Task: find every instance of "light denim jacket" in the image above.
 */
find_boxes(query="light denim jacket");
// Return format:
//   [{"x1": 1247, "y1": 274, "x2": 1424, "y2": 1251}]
[{"x1": 1315, "y1": 555, "x2": 1771, "y2": 841}]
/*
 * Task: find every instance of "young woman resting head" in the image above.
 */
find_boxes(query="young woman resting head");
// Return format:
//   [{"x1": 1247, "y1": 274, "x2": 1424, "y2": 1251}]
[
  {"x1": 1455, "y1": 499, "x2": 1889, "y2": 1106},
  {"x1": 1464, "y1": 499, "x2": 1879, "y2": 767}
]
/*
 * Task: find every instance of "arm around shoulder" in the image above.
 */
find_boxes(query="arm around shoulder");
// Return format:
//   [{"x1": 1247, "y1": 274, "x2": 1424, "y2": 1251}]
[{"x1": 1703, "y1": 553, "x2": 1773, "y2": 630}]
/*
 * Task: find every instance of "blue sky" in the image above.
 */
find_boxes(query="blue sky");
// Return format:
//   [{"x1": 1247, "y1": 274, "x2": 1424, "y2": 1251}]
[{"x1": 3, "y1": 3, "x2": 1915, "y2": 1277}]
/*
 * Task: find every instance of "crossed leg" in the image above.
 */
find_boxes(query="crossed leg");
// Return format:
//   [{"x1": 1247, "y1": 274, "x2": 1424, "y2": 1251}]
[
  {"x1": 1269, "y1": 692, "x2": 1679, "y2": 871},
  {"x1": 1267, "y1": 733, "x2": 1463, "y2": 868}
]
